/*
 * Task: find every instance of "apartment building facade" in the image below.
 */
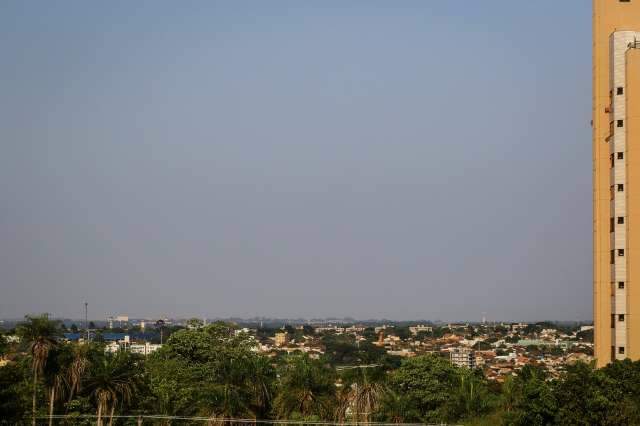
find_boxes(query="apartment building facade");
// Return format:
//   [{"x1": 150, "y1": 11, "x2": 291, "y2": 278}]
[
  {"x1": 594, "y1": 0, "x2": 640, "y2": 366},
  {"x1": 450, "y1": 347, "x2": 476, "y2": 369}
]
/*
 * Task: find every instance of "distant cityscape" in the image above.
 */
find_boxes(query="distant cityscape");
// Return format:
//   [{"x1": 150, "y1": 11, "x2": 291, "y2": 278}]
[{"x1": 0, "y1": 315, "x2": 594, "y2": 383}]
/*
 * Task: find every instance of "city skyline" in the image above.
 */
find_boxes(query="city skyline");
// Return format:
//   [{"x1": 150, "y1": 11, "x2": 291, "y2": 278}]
[{"x1": 1, "y1": 1, "x2": 592, "y2": 321}]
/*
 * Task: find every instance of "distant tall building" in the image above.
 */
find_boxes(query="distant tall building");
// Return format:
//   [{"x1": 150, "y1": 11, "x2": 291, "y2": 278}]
[{"x1": 594, "y1": 0, "x2": 640, "y2": 366}]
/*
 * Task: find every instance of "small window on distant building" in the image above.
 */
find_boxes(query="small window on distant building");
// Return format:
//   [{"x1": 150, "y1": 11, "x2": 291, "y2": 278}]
[
  {"x1": 620, "y1": 0, "x2": 631, "y2": 3},
  {"x1": 619, "y1": 314, "x2": 625, "y2": 322},
  {"x1": 611, "y1": 250, "x2": 616, "y2": 264},
  {"x1": 611, "y1": 217, "x2": 615, "y2": 231},
  {"x1": 618, "y1": 217, "x2": 625, "y2": 224},
  {"x1": 618, "y1": 152, "x2": 624, "y2": 160},
  {"x1": 618, "y1": 87, "x2": 625, "y2": 95},
  {"x1": 618, "y1": 184, "x2": 625, "y2": 192},
  {"x1": 620, "y1": 347, "x2": 626, "y2": 355},
  {"x1": 619, "y1": 282, "x2": 625, "y2": 289},
  {"x1": 619, "y1": 249, "x2": 626, "y2": 256},
  {"x1": 611, "y1": 154, "x2": 615, "y2": 168},
  {"x1": 612, "y1": 314, "x2": 616, "y2": 328},
  {"x1": 618, "y1": 120, "x2": 624, "y2": 127}
]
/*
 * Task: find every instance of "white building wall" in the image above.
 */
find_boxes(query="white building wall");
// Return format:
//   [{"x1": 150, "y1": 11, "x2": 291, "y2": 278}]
[{"x1": 609, "y1": 31, "x2": 640, "y2": 356}]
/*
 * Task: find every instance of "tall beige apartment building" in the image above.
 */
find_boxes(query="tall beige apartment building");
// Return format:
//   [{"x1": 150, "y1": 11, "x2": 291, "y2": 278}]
[{"x1": 594, "y1": 0, "x2": 640, "y2": 366}]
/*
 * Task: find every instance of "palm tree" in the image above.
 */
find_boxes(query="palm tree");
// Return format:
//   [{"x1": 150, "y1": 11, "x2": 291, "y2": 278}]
[
  {"x1": 349, "y1": 368, "x2": 386, "y2": 423},
  {"x1": 248, "y1": 356, "x2": 275, "y2": 419},
  {"x1": 66, "y1": 343, "x2": 90, "y2": 407},
  {"x1": 273, "y1": 355, "x2": 336, "y2": 420},
  {"x1": 17, "y1": 314, "x2": 60, "y2": 426},
  {"x1": 333, "y1": 385, "x2": 352, "y2": 424},
  {"x1": 85, "y1": 353, "x2": 138, "y2": 426},
  {"x1": 42, "y1": 346, "x2": 73, "y2": 426},
  {"x1": 379, "y1": 389, "x2": 418, "y2": 424},
  {"x1": 197, "y1": 356, "x2": 256, "y2": 422}
]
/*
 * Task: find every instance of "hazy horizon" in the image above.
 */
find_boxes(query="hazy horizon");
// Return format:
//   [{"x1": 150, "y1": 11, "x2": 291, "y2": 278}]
[
  {"x1": 0, "y1": 315, "x2": 593, "y2": 325},
  {"x1": 1, "y1": 1, "x2": 592, "y2": 322}
]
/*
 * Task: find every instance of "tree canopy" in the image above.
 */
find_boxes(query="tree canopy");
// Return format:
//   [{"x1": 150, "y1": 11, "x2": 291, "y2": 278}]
[{"x1": 3, "y1": 316, "x2": 640, "y2": 426}]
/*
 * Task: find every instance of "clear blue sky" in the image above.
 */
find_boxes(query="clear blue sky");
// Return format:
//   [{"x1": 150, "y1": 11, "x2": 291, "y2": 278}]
[{"x1": 0, "y1": 1, "x2": 592, "y2": 321}]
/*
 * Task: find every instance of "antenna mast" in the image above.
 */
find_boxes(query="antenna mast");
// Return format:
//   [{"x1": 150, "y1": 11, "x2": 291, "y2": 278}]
[{"x1": 84, "y1": 302, "x2": 89, "y2": 342}]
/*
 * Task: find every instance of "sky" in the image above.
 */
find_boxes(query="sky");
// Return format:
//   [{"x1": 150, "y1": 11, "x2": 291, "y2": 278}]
[{"x1": 0, "y1": 1, "x2": 592, "y2": 322}]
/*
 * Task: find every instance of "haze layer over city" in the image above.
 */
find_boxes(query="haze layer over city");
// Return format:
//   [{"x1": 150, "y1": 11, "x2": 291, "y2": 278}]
[{"x1": 0, "y1": 1, "x2": 591, "y2": 322}]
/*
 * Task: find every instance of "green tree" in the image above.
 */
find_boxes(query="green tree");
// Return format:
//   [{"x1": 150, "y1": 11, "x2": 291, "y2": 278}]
[
  {"x1": 576, "y1": 328, "x2": 594, "y2": 342},
  {"x1": 145, "y1": 356, "x2": 195, "y2": 420},
  {"x1": 321, "y1": 334, "x2": 358, "y2": 365},
  {"x1": 393, "y1": 327, "x2": 411, "y2": 340},
  {"x1": 0, "y1": 359, "x2": 31, "y2": 424},
  {"x1": 17, "y1": 314, "x2": 60, "y2": 426},
  {"x1": 0, "y1": 333, "x2": 8, "y2": 357},
  {"x1": 502, "y1": 365, "x2": 557, "y2": 426},
  {"x1": 273, "y1": 354, "x2": 336, "y2": 420},
  {"x1": 84, "y1": 352, "x2": 140, "y2": 426},
  {"x1": 473, "y1": 341, "x2": 493, "y2": 351},
  {"x1": 387, "y1": 354, "x2": 459, "y2": 423},
  {"x1": 432, "y1": 327, "x2": 449, "y2": 338},
  {"x1": 601, "y1": 359, "x2": 640, "y2": 424},
  {"x1": 379, "y1": 388, "x2": 421, "y2": 423},
  {"x1": 362, "y1": 327, "x2": 377, "y2": 340},
  {"x1": 248, "y1": 355, "x2": 276, "y2": 418},
  {"x1": 42, "y1": 345, "x2": 73, "y2": 426},
  {"x1": 66, "y1": 343, "x2": 92, "y2": 408},
  {"x1": 505, "y1": 335, "x2": 520, "y2": 344},
  {"x1": 186, "y1": 318, "x2": 204, "y2": 329},
  {"x1": 347, "y1": 367, "x2": 386, "y2": 423},
  {"x1": 357, "y1": 341, "x2": 388, "y2": 365},
  {"x1": 444, "y1": 368, "x2": 493, "y2": 422},
  {"x1": 333, "y1": 385, "x2": 352, "y2": 423},
  {"x1": 146, "y1": 323, "x2": 274, "y2": 420},
  {"x1": 554, "y1": 361, "x2": 636, "y2": 426}
]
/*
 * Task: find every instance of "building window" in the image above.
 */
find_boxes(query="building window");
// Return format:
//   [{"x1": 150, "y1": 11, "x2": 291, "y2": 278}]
[
  {"x1": 619, "y1": 314, "x2": 625, "y2": 321},
  {"x1": 618, "y1": 87, "x2": 625, "y2": 95},
  {"x1": 619, "y1": 282, "x2": 625, "y2": 289},
  {"x1": 618, "y1": 217, "x2": 625, "y2": 224},
  {"x1": 611, "y1": 250, "x2": 616, "y2": 264},
  {"x1": 618, "y1": 152, "x2": 624, "y2": 160},
  {"x1": 612, "y1": 314, "x2": 616, "y2": 328},
  {"x1": 619, "y1": 249, "x2": 625, "y2": 256},
  {"x1": 618, "y1": 184, "x2": 625, "y2": 192},
  {"x1": 611, "y1": 217, "x2": 615, "y2": 232},
  {"x1": 611, "y1": 154, "x2": 615, "y2": 168},
  {"x1": 618, "y1": 120, "x2": 624, "y2": 127},
  {"x1": 620, "y1": 347, "x2": 626, "y2": 355}
]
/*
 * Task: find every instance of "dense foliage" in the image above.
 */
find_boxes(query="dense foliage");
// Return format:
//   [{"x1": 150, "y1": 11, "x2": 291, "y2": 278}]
[{"x1": 0, "y1": 316, "x2": 635, "y2": 425}]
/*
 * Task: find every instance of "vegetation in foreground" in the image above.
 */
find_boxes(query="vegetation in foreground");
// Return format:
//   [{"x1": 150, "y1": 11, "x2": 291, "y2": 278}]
[{"x1": 1, "y1": 315, "x2": 639, "y2": 425}]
